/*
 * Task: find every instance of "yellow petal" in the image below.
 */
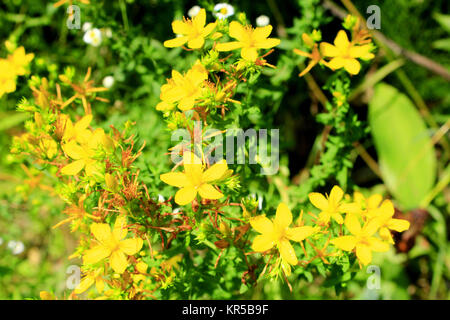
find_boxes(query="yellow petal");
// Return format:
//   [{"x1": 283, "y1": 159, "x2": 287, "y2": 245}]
[
  {"x1": 308, "y1": 192, "x2": 329, "y2": 211},
  {"x1": 241, "y1": 47, "x2": 258, "y2": 61},
  {"x1": 367, "y1": 194, "x2": 382, "y2": 209},
  {"x1": 228, "y1": 21, "x2": 245, "y2": 41},
  {"x1": 252, "y1": 234, "x2": 274, "y2": 252},
  {"x1": 328, "y1": 57, "x2": 346, "y2": 70},
  {"x1": 83, "y1": 245, "x2": 111, "y2": 265},
  {"x1": 345, "y1": 213, "x2": 361, "y2": 235},
  {"x1": 388, "y1": 218, "x2": 410, "y2": 232},
  {"x1": 250, "y1": 215, "x2": 274, "y2": 234},
  {"x1": 164, "y1": 36, "x2": 188, "y2": 48},
  {"x1": 61, "y1": 159, "x2": 85, "y2": 175},
  {"x1": 349, "y1": 45, "x2": 373, "y2": 59},
  {"x1": 193, "y1": 8, "x2": 206, "y2": 28},
  {"x1": 202, "y1": 160, "x2": 228, "y2": 182},
  {"x1": 377, "y1": 199, "x2": 395, "y2": 219},
  {"x1": 202, "y1": 22, "x2": 217, "y2": 37},
  {"x1": 110, "y1": 250, "x2": 128, "y2": 274},
  {"x1": 91, "y1": 223, "x2": 113, "y2": 245},
  {"x1": 278, "y1": 239, "x2": 297, "y2": 265},
  {"x1": 329, "y1": 185, "x2": 344, "y2": 205},
  {"x1": 274, "y1": 202, "x2": 292, "y2": 230},
  {"x1": 156, "y1": 101, "x2": 175, "y2": 111},
  {"x1": 85, "y1": 161, "x2": 102, "y2": 177},
  {"x1": 136, "y1": 261, "x2": 148, "y2": 273},
  {"x1": 74, "y1": 275, "x2": 94, "y2": 294},
  {"x1": 74, "y1": 114, "x2": 93, "y2": 131},
  {"x1": 255, "y1": 38, "x2": 280, "y2": 49},
  {"x1": 183, "y1": 151, "x2": 203, "y2": 180},
  {"x1": 320, "y1": 42, "x2": 339, "y2": 57},
  {"x1": 368, "y1": 237, "x2": 389, "y2": 252},
  {"x1": 356, "y1": 243, "x2": 372, "y2": 265},
  {"x1": 198, "y1": 183, "x2": 223, "y2": 200},
  {"x1": 119, "y1": 238, "x2": 143, "y2": 255},
  {"x1": 62, "y1": 141, "x2": 85, "y2": 160},
  {"x1": 172, "y1": 20, "x2": 189, "y2": 35},
  {"x1": 113, "y1": 215, "x2": 128, "y2": 241},
  {"x1": 253, "y1": 25, "x2": 272, "y2": 41},
  {"x1": 331, "y1": 212, "x2": 344, "y2": 224},
  {"x1": 215, "y1": 41, "x2": 243, "y2": 52},
  {"x1": 340, "y1": 202, "x2": 361, "y2": 215},
  {"x1": 331, "y1": 235, "x2": 357, "y2": 251},
  {"x1": 178, "y1": 96, "x2": 196, "y2": 111},
  {"x1": 286, "y1": 226, "x2": 315, "y2": 242},
  {"x1": 362, "y1": 218, "x2": 381, "y2": 237},
  {"x1": 160, "y1": 172, "x2": 191, "y2": 187},
  {"x1": 95, "y1": 277, "x2": 105, "y2": 293},
  {"x1": 379, "y1": 227, "x2": 394, "y2": 244},
  {"x1": 334, "y1": 30, "x2": 350, "y2": 50},
  {"x1": 188, "y1": 36, "x2": 205, "y2": 49},
  {"x1": 344, "y1": 59, "x2": 361, "y2": 75},
  {"x1": 318, "y1": 211, "x2": 331, "y2": 225},
  {"x1": 175, "y1": 187, "x2": 197, "y2": 205}
]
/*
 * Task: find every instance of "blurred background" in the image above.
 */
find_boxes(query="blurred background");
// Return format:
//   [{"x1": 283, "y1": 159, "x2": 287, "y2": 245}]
[{"x1": 0, "y1": 0, "x2": 448, "y2": 299}]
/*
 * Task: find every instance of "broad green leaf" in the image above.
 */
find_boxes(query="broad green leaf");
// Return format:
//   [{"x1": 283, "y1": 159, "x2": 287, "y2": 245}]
[{"x1": 368, "y1": 83, "x2": 436, "y2": 210}]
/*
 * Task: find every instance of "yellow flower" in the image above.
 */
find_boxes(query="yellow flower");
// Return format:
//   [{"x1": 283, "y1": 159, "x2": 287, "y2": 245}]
[
  {"x1": 250, "y1": 202, "x2": 316, "y2": 266},
  {"x1": 74, "y1": 268, "x2": 105, "y2": 294},
  {"x1": 62, "y1": 114, "x2": 93, "y2": 144},
  {"x1": 164, "y1": 8, "x2": 217, "y2": 49},
  {"x1": 215, "y1": 21, "x2": 280, "y2": 61},
  {"x1": 61, "y1": 128, "x2": 105, "y2": 176},
  {"x1": 372, "y1": 199, "x2": 410, "y2": 244},
  {"x1": 0, "y1": 59, "x2": 17, "y2": 98},
  {"x1": 83, "y1": 216, "x2": 143, "y2": 274},
  {"x1": 308, "y1": 185, "x2": 346, "y2": 225},
  {"x1": 7, "y1": 46, "x2": 34, "y2": 76},
  {"x1": 331, "y1": 214, "x2": 389, "y2": 266},
  {"x1": 160, "y1": 151, "x2": 229, "y2": 205},
  {"x1": 320, "y1": 30, "x2": 374, "y2": 75},
  {"x1": 157, "y1": 62, "x2": 208, "y2": 111},
  {"x1": 344, "y1": 191, "x2": 384, "y2": 220}
]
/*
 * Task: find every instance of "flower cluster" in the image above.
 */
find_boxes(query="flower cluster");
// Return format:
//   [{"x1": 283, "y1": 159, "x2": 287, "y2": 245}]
[
  {"x1": 250, "y1": 186, "x2": 410, "y2": 272},
  {"x1": 9, "y1": 7, "x2": 411, "y2": 300}
]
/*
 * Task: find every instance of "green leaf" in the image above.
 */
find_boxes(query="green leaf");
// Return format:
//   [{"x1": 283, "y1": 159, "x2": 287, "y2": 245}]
[
  {"x1": 432, "y1": 38, "x2": 450, "y2": 52},
  {"x1": 0, "y1": 112, "x2": 30, "y2": 131},
  {"x1": 433, "y1": 13, "x2": 450, "y2": 33},
  {"x1": 368, "y1": 83, "x2": 436, "y2": 210}
]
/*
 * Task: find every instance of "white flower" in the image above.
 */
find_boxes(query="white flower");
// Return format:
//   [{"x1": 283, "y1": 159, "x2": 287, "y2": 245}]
[
  {"x1": 83, "y1": 28, "x2": 102, "y2": 47},
  {"x1": 158, "y1": 194, "x2": 165, "y2": 202},
  {"x1": 82, "y1": 22, "x2": 93, "y2": 32},
  {"x1": 256, "y1": 15, "x2": 270, "y2": 27},
  {"x1": 213, "y1": 3, "x2": 235, "y2": 20},
  {"x1": 188, "y1": 5, "x2": 201, "y2": 18},
  {"x1": 7, "y1": 240, "x2": 25, "y2": 255},
  {"x1": 102, "y1": 75, "x2": 115, "y2": 88}
]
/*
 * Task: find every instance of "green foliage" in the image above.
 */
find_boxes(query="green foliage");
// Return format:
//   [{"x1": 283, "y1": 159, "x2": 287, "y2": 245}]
[{"x1": 369, "y1": 83, "x2": 437, "y2": 210}]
